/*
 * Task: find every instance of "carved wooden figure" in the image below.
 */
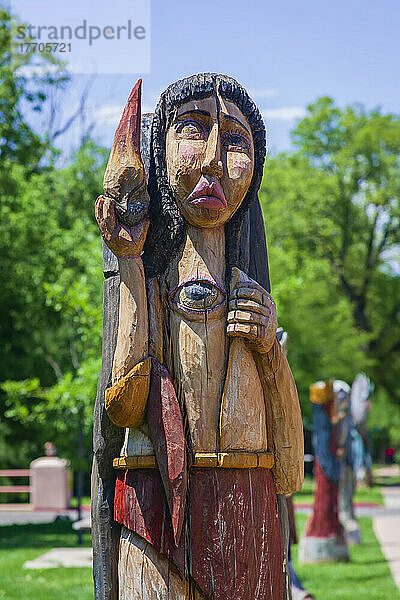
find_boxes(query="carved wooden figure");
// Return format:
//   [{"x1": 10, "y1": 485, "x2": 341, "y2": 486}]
[
  {"x1": 335, "y1": 379, "x2": 361, "y2": 545},
  {"x1": 299, "y1": 381, "x2": 349, "y2": 564},
  {"x1": 277, "y1": 329, "x2": 313, "y2": 600},
  {"x1": 92, "y1": 74, "x2": 304, "y2": 600},
  {"x1": 338, "y1": 373, "x2": 372, "y2": 544},
  {"x1": 350, "y1": 373, "x2": 373, "y2": 487}
]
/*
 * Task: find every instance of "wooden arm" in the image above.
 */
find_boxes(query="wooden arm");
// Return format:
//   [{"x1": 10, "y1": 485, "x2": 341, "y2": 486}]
[
  {"x1": 112, "y1": 256, "x2": 149, "y2": 384},
  {"x1": 103, "y1": 255, "x2": 150, "y2": 429},
  {"x1": 255, "y1": 338, "x2": 304, "y2": 494}
]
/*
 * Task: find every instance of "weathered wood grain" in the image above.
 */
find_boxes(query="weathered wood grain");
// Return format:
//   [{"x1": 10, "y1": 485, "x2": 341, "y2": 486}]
[
  {"x1": 220, "y1": 339, "x2": 267, "y2": 451},
  {"x1": 147, "y1": 359, "x2": 187, "y2": 545},
  {"x1": 92, "y1": 114, "x2": 154, "y2": 600},
  {"x1": 92, "y1": 275, "x2": 123, "y2": 600},
  {"x1": 119, "y1": 527, "x2": 189, "y2": 600},
  {"x1": 112, "y1": 257, "x2": 148, "y2": 383},
  {"x1": 93, "y1": 70, "x2": 300, "y2": 598},
  {"x1": 189, "y1": 468, "x2": 284, "y2": 599},
  {"x1": 255, "y1": 338, "x2": 304, "y2": 495},
  {"x1": 101, "y1": 113, "x2": 153, "y2": 279},
  {"x1": 167, "y1": 225, "x2": 227, "y2": 453},
  {"x1": 115, "y1": 468, "x2": 285, "y2": 599},
  {"x1": 103, "y1": 80, "x2": 150, "y2": 227},
  {"x1": 221, "y1": 266, "x2": 272, "y2": 452}
]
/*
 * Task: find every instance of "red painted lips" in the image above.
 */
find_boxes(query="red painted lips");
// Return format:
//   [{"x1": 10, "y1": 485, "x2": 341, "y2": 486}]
[{"x1": 186, "y1": 179, "x2": 227, "y2": 210}]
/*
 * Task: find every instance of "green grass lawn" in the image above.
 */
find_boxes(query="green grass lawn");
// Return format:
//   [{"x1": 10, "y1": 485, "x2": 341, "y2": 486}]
[
  {"x1": 0, "y1": 514, "x2": 398, "y2": 599},
  {"x1": 294, "y1": 476, "x2": 384, "y2": 506},
  {"x1": 0, "y1": 521, "x2": 93, "y2": 600},
  {"x1": 69, "y1": 496, "x2": 91, "y2": 508},
  {"x1": 293, "y1": 514, "x2": 400, "y2": 600}
]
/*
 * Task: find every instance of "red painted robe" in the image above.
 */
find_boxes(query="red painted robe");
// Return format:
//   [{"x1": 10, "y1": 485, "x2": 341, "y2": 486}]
[{"x1": 114, "y1": 359, "x2": 285, "y2": 600}]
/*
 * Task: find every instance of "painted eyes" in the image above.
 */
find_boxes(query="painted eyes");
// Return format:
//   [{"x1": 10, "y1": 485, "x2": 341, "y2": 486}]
[
  {"x1": 170, "y1": 280, "x2": 225, "y2": 312},
  {"x1": 176, "y1": 120, "x2": 205, "y2": 139},
  {"x1": 175, "y1": 120, "x2": 250, "y2": 153},
  {"x1": 222, "y1": 131, "x2": 250, "y2": 153}
]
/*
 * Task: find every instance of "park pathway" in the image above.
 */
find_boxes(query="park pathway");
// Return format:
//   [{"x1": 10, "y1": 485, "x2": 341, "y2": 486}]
[{"x1": 373, "y1": 485, "x2": 400, "y2": 590}]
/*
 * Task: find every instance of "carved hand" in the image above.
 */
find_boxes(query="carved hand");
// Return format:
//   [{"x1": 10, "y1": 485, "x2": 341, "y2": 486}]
[
  {"x1": 95, "y1": 195, "x2": 149, "y2": 258},
  {"x1": 227, "y1": 267, "x2": 277, "y2": 354}
]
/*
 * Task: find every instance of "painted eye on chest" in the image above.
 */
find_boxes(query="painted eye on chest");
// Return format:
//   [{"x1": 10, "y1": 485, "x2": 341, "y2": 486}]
[{"x1": 170, "y1": 280, "x2": 225, "y2": 313}]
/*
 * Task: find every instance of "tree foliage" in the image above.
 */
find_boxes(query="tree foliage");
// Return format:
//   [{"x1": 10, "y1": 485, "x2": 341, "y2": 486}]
[
  {"x1": 0, "y1": 145, "x2": 106, "y2": 468},
  {"x1": 0, "y1": 9, "x2": 68, "y2": 170},
  {"x1": 261, "y1": 97, "x2": 400, "y2": 426},
  {"x1": 0, "y1": 10, "x2": 106, "y2": 470}
]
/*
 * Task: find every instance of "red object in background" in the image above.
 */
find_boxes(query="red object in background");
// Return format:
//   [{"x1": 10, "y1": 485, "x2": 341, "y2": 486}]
[
  {"x1": 385, "y1": 448, "x2": 395, "y2": 464},
  {"x1": 305, "y1": 400, "x2": 345, "y2": 542},
  {"x1": 305, "y1": 459, "x2": 342, "y2": 538}
]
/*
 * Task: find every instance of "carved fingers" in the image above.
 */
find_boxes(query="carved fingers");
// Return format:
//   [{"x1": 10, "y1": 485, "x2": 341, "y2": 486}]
[
  {"x1": 227, "y1": 277, "x2": 277, "y2": 353},
  {"x1": 95, "y1": 195, "x2": 149, "y2": 258},
  {"x1": 95, "y1": 195, "x2": 115, "y2": 238}
]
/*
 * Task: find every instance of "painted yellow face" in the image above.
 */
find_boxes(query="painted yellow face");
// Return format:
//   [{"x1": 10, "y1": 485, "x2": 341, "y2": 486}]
[{"x1": 165, "y1": 95, "x2": 255, "y2": 228}]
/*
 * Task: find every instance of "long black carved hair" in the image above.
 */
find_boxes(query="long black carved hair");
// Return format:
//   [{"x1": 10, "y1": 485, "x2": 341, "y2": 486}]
[{"x1": 142, "y1": 73, "x2": 266, "y2": 279}]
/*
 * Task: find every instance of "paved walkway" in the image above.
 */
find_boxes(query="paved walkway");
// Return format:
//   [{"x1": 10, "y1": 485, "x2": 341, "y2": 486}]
[
  {"x1": 373, "y1": 486, "x2": 400, "y2": 590},
  {"x1": 0, "y1": 505, "x2": 90, "y2": 526},
  {"x1": 24, "y1": 547, "x2": 92, "y2": 569}
]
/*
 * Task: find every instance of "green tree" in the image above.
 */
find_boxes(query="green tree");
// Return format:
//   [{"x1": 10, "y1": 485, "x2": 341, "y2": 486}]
[
  {"x1": 0, "y1": 9, "x2": 106, "y2": 471},
  {"x1": 0, "y1": 8, "x2": 68, "y2": 171},
  {"x1": 261, "y1": 97, "x2": 400, "y2": 427},
  {"x1": 0, "y1": 144, "x2": 106, "y2": 469}
]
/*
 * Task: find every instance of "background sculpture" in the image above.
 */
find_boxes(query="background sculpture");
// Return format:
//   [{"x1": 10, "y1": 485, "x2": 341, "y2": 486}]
[
  {"x1": 339, "y1": 373, "x2": 373, "y2": 544},
  {"x1": 350, "y1": 373, "x2": 373, "y2": 487},
  {"x1": 299, "y1": 380, "x2": 349, "y2": 564},
  {"x1": 92, "y1": 74, "x2": 304, "y2": 599}
]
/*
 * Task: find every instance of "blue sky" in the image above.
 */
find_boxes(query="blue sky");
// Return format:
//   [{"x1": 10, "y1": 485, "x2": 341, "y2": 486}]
[{"x1": 8, "y1": 0, "x2": 400, "y2": 155}]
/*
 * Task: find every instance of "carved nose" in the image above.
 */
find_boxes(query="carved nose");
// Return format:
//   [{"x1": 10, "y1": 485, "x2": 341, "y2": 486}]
[
  {"x1": 201, "y1": 159, "x2": 223, "y2": 179},
  {"x1": 201, "y1": 123, "x2": 223, "y2": 179}
]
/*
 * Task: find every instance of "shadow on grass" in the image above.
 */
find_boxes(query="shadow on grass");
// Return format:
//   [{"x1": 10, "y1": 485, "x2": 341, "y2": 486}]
[
  {"x1": 0, "y1": 520, "x2": 91, "y2": 550},
  {"x1": 294, "y1": 515, "x2": 400, "y2": 599}
]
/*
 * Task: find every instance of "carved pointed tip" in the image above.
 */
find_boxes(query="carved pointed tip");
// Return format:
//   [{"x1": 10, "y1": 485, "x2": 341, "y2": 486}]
[
  {"x1": 115, "y1": 79, "x2": 142, "y2": 149},
  {"x1": 103, "y1": 79, "x2": 144, "y2": 197},
  {"x1": 173, "y1": 520, "x2": 183, "y2": 547},
  {"x1": 171, "y1": 499, "x2": 186, "y2": 547},
  {"x1": 130, "y1": 78, "x2": 142, "y2": 97},
  {"x1": 125, "y1": 79, "x2": 142, "y2": 119}
]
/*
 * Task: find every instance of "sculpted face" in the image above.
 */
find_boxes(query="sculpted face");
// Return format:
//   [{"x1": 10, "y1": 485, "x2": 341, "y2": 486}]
[{"x1": 165, "y1": 95, "x2": 255, "y2": 228}]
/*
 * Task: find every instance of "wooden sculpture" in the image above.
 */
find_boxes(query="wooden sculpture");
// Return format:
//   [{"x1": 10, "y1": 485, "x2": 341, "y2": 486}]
[
  {"x1": 92, "y1": 74, "x2": 304, "y2": 600},
  {"x1": 338, "y1": 373, "x2": 373, "y2": 544},
  {"x1": 299, "y1": 381, "x2": 349, "y2": 564},
  {"x1": 350, "y1": 373, "x2": 373, "y2": 486},
  {"x1": 277, "y1": 329, "x2": 313, "y2": 600}
]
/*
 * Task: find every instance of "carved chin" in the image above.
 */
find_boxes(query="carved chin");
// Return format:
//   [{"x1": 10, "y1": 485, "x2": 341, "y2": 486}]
[{"x1": 177, "y1": 203, "x2": 226, "y2": 227}]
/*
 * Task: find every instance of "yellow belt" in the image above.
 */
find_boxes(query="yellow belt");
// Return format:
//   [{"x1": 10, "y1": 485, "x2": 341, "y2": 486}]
[{"x1": 113, "y1": 451, "x2": 274, "y2": 470}]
